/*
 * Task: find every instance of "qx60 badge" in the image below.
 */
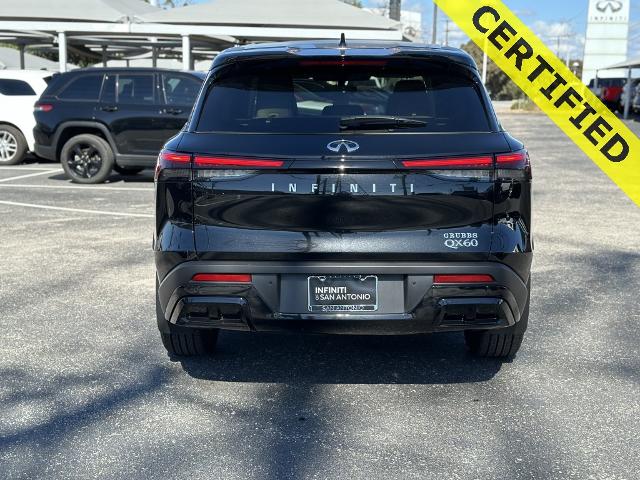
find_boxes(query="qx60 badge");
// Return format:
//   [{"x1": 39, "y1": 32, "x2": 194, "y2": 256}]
[{"x1": 327, "y1": 139, "x2": 359, "y2": 153}]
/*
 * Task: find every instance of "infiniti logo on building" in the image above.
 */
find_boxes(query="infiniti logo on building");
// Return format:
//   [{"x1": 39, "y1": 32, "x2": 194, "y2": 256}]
[
  {"x1": 326, "y1": 139, "x2": 360, "y2": 153},
  {"x1": 596, "y1": 0, "x2": 623, "y2": 13}
]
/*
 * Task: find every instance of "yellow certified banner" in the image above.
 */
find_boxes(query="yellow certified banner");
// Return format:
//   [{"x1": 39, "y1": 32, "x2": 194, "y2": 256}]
[{"x1": 434, "y1": 0, "x2": 640, "y2": 207}]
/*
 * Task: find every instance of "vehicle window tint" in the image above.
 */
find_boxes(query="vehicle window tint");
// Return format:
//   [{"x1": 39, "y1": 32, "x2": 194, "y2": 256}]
[
  {"x1": 0, "y1": 79, "x2": 36, "y2": 96},
  {"x1": 59, "y1": 74, "x2": 103, "y2": 100},
  {"x1": 117, "y1": 74, "x2": 154, "y2": 104},
  {"x1": 196, "y1": 60, "x2": 491, "y2": 134},
  {"x1": 162, "y1": 74, "x2": 200, "y2": 105},
  {"x1": 101, "y1": 74, "x2": 116, "y2": 104}
]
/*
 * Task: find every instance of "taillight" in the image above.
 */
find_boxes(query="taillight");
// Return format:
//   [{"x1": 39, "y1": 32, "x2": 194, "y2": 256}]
[
  {"x1": 191, "y1": 273, "x2": 252, "y2": 283},
  {"x1": 155, "y1": 149, "x2": 191, "y2": 180},
  {"x1": 160, "y1": 151, "x2": 191, "y2": 163},
  {"x1": 401, "y1": 151, "x2": 530, "y2": 179},
  {"x1": 433, "y1": 274, "x2": 495, "y2": 284},
  {"x1": 34, "y1": 103, "x2": 53, "y2": 112},
  {"x1": 496, "y1": 151, "x2": 528, "y2": 168},
  {"x1": 193, "y1": 156, "x2": 284, "y2": 168},
  {"x1": 401, "y1": 155, "x2": 494, "y2": 169}
]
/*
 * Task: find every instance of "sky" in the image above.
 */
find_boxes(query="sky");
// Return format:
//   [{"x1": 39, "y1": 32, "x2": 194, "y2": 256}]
[{"x1": 361, "y1": 0, "x2": 640, "y2": 60}]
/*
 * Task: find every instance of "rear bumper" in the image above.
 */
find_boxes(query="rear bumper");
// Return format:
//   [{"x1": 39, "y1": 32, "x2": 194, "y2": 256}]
[
  {"x1": 33, "y1": 143, "x2": 55, "y2": 161},
  {"x1": 156, "y1": 261, "x2": 529, "y2": 335}
]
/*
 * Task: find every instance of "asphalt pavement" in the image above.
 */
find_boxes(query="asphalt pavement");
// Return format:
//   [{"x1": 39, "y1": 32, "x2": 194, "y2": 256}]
[{"x1": 0, "y1": 113, "x2": 639, "y2": 480}]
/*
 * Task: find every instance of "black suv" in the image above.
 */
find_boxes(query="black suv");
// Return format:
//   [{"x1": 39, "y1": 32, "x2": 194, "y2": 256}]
[
  {"x1": 155, "y1": 41, "x2": 533, "y2": 359},
  {"x1": 33, "y1": 68, "x2": 204, "y2": 183}
]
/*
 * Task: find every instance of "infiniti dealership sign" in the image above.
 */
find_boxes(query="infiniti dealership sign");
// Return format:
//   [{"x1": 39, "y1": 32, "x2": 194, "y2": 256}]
[
  {"x1": 590, "y1": 0, "x2": 629, "y2": 22},
  {"x1": 582, "y1": 0, "x2": 630, "y2": 83},
  {"x1": 596, "y1": 0, "x2": 623, "y2": 12}
]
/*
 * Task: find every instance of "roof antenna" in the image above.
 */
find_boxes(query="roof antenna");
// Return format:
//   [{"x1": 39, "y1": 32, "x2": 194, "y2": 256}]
[{"x1": 339, "y1": 33, "x2": 347, "y2": 49}]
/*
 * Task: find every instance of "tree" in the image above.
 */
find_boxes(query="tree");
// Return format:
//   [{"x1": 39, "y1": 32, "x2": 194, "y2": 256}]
[{"x1": 460, "y1": 40, "x2": 523, "y2": 100}]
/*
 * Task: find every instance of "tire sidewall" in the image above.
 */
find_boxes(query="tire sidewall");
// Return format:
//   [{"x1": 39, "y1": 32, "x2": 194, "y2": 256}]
[
  {"x1": 60, "y1": 134, "x2": 114, "y2": 184},
  {"x1": 0, "y1": 125, "x2": 27, "y2": 166}
]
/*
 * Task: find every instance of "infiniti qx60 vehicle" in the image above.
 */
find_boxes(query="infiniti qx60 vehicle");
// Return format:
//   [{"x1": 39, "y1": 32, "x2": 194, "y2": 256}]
[{"x1": 154, "y1": 40, "x2": 533, "y2": 359}]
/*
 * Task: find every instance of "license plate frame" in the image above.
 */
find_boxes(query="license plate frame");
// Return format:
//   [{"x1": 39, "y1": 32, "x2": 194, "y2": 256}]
[{"x1": 307, "y1": 275, "x2": 378, "y2": 312}]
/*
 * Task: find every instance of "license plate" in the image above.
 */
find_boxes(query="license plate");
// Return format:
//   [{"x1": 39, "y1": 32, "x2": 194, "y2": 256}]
[{"x1": 307, "y1": 275, "x2": 378, "y2": 312}]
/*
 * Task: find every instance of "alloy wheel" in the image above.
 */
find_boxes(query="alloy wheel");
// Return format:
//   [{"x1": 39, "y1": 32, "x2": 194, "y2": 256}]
[
  {"x1": 0, "y1": 130, "x2": 18, "y2": 162},
  {"x1": 67, "y1": 143, "x2": 103, "y2": 178}
]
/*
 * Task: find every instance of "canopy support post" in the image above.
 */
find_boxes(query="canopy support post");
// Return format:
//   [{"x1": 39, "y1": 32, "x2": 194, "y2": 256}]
[
  {"x1": 182, "y1": 34, "x2": 191, "y2": 71},
  {"x1": 57, "y1": 31, "x2": 67, "y2": 73},
  {"x1": 101, "y1": 46, "x2": 107, "y2": 67},
  {"x1": 18, "y1": 44, "x2": 25, "y2": 69}
]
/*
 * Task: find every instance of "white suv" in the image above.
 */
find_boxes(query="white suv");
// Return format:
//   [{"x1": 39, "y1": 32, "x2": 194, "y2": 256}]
[{"x1": 0, "y1": 70, "x2": 52, "y2": 165}]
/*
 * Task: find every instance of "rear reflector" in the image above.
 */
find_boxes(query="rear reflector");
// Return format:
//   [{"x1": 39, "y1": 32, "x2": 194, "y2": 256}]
[
  {"x1": 191, "y1": 273, "x2": 252, "y2": 283},
  {"x1": 434, "y1": 274, "x2": 495, "y2": 284},
  {"x1": 194, "y1": 156, "x2": 283, "y2": 168},
  {"x1": 402, "y1": 156, "x2": 494, "y2": 168}
]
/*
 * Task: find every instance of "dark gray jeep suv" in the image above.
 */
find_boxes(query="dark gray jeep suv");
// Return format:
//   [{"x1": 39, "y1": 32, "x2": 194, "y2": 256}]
[{"x1": 34, "y1": 67, "x2": 204, "y2": 183}]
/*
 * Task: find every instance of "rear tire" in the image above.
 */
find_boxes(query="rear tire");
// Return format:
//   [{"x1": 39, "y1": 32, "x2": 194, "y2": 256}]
[
  {"x1": 464, "y1": 280, "x2": 530, "y2": 358},
  {"x1": 0, "y1": 125, "x2": 27, "y2": 165},
  {"x1": 156, "y1": 280, "x2": 218, "y2": 357},
  {"x1": 60, "y1": 134, "x2": 114, "y2": 184},
  {"x1": 160, "y1": 328, "x2": 219, "y2": 357}
]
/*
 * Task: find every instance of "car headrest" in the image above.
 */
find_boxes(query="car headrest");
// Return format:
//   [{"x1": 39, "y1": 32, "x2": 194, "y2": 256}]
[{"x1": 393, "y1": 79, "x2": 427, "y2": 93}]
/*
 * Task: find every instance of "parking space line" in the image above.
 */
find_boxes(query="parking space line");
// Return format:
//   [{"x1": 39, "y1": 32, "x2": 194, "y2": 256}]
[
  {"x1": 0, "y1": 183, "x2": 153, "y2": 192},
  {"x1": 0, "y1": 166, "x2": 60, "y2": 171},
  {"x1": 0, "y1": 200, "x2": 154, "y2": 218},
  {"x1": 0, "y1": 169, "x2": 63, "y2": 183}
]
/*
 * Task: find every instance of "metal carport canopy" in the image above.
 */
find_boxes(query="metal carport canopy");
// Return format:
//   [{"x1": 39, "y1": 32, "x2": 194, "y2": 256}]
[
  {"x1": 0, "y1": 0, "x2": 403, "y2": 72},
  {"x1": 600, "y1": 58, "x2": 640, "y2": 70},
  {"x1": 140, "y1": 0, "x2": 403, "y2": 42}
]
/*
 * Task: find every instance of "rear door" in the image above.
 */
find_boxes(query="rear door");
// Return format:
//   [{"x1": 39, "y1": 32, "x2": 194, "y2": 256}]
[
  {"x1": 99, "y1": 72, "x2": 166, "y2": 156},
  {"x1": 158, "y1": 71, "x2": 202, "y2": 135},
  {"x1": 181, "y1": 57, "x2": 510, "y2": 263}
]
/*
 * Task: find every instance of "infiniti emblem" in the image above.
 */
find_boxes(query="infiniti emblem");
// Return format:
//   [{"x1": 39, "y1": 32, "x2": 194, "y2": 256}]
[
  {"x1": 327, "y1": 139, "x2": 360, "y2": 153},
  {"x1": 596, "y1": 0, "x2": 623, "y2": 13}
]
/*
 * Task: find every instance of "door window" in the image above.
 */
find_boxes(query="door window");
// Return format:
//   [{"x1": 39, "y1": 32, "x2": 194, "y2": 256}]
[
  {"x1": 58, "y1": 74, "x2": 103, "y2": 100},
  {"x1": 116, "y1": 74, "x2": 155, "y2": 104},
  {"x1": 162, "y1": 74, "x2": 200, "y2": 105},
  {"x1": 100, "y1": 74, "x2": 116, "y2": 103}
]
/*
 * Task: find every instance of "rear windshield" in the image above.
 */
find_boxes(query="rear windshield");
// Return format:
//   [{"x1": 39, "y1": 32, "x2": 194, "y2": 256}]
[{"x1": 196, "y1": 59, "x2": 491, "y2": 133}]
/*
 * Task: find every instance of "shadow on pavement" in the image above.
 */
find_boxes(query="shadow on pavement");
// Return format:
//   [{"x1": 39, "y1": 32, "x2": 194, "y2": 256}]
[
  {"x1": 48, "y1": 171, "x2": 155, "y2": 184},
  {"x1": 178, "y1": 331, "x2": 505, "y2": 385}
]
